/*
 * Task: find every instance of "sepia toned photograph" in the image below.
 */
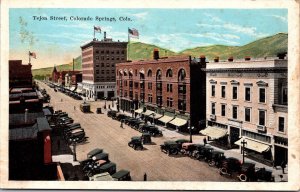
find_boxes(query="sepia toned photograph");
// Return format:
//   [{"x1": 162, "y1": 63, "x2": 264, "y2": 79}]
[{"x1": 0, "y1": 0, "x2": 299, "y2": 190}]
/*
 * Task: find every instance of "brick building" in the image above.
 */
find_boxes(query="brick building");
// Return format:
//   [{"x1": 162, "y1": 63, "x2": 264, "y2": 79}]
[
  {"x1": 64, "y1": 71, "x2": 82, "y2": 88},
  {"x1": 116, "y1": 50, "x2": 207, "y2": 132},
  {"x1": 202, "y1": 55, "x2": 288, "y2": 166},
  {"x1": 9, "y1": 60, "x2": 33, "y2": 88},
  {"x1": 81, "y1": 32, "x2": 127, "y2": 100}
]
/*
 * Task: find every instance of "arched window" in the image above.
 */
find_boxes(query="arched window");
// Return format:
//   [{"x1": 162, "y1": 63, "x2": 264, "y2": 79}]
[
  {"x1": 147, "y1": 69, "x2": 152, "y2": 77},
  {"x1": 123, "y1": 69, "x2": 127, "y2": 76},
  {"x1": 156, "y1": 69, "x2": 162, "y2": 80},
  {"x1": 178, "y1": 69, "x2": 186, "y2": 81},
  {"x1": 166, "y1": 69, "x2": 173, "y2": 77}
]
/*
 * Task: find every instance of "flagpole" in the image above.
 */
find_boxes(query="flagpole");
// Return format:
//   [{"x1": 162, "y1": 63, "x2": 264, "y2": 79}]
[
  {"x1": 73, "y1": 58, "x2": 75, "y2": 72},
  {"x1": 28, "y1": 51, "x2": 31, "y2": 64},
  {"x1": 93, "y1": 26, "x2": 95, "y2": 40},
  {"x1": 127, "y1": 28, "x2": 130, "y2": 61}
]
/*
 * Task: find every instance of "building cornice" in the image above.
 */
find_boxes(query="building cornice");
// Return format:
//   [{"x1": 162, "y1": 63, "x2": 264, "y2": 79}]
[{"x1": 204, "y1": 67, "x2": 287, "y2": 73}]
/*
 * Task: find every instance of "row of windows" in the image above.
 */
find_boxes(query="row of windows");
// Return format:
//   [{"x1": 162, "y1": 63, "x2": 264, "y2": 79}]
[
  {"x1": 95, "y1": 56, "x2": 125, "y2": 61},
  {"x1": 211, "y1": 103, "x2": 286, "y2": 132},
  {"x1": 95, "y1": 77, "x2": 115, "y2": 82},
  {"x1": 119, "y1": 68, "x2": 186, "y2": 81},
  {"x1": 95, "y1": 70, "x2": 115, "y2": 74},
  {"x1": 211, "y1": 85, "x2": 287, "y2": 104},
  {"x1": 95, "y1": 63, "x2": 115, "y2": 68},
  {"x1": 95, "y1": 50, "x2": 125, "y2": 54}
]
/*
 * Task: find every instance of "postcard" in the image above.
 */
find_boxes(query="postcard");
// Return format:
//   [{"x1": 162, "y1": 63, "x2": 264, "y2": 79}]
[{"x1": 0, "y1": 0, "x2": 299, "y2": 190}]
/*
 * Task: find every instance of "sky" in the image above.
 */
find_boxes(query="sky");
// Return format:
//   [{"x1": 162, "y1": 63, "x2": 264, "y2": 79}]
[{"x1": 9, "y1": 8, "x2": 287, "y2": 69}]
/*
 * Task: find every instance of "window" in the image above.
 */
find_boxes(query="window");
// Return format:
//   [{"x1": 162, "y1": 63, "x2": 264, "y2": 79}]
[
  {"x1": 282, "y1": 87, "x2": 287, "y2": 104},
  {"x1": 167, "y1": 84, "x2": 173, "y2": 92},
  {"x1": 101, "y1": 63, "x2": 104, "y2": 67},
  {"x1": 121, "y1": 50, "x2": 125, "y2": 54},
  {"x1": 96, "y1": 70, "x2": 99, "y2": 74},
  {"x1": 116, "y1": 50, "x2": 120, "y2": 54},
  {"x1": 148, "y1": 94, "x2": 153, "y2": 103},
  {"x1": 96, "y1": 50, "x2": 99, "y2": 54},
  {"x1": 259, "y1": 110, "x2": 266, "y2": 126},
  {"x1": 101, "y1": 50, "x2": 104, "y2": 54},
  {"x1": 106, "y1": 70, "x2": 109, "y2": 74},
  {"x1": 232, "y1": 86, "x2": 238, "y2": 99},
  {"x1": 245, "y1": 87, "x2": 251, "y2": 101},
  {"x1": 178, "y1": 69, "x2": 186, "y2": 81},
  {"x1": 106, "y1": 50, "x2": 109, "y2": 54},
  {"x1": 211, "y1": 103, "x2": 216, "y2": 115},
  {"x1": 278, "y1": 117, "x2": 285, "y2": 132},
  {"x1": 167, "y1": 97, "x2": 173, "y2": 107},
  {"x1": 221, "y1": 86, "x2": 226, "y2": 98},
  {"x1": 148, "y1": 82, "x2": 152, "y2": 90},
  {"x1": 232, "y1": 106, "x2": 238, "y2": 119},
  {"x1": 106, "y1": 57, "x2": 110, "y2": 60},
  {"x1": 211, "y1": 85, "x2": 215, "y2": 97},
  {"x1": 134, "y1": 82, "x2": 139, "y2": 89},
  {"x1": 96, "y1": 56, "x2": 99, "y2": 60},
  {"x1": 106, "y1": 63, "x2": 110, "y2": 67},
  {"x1": 124, "y1": 80, "x2": 127, "y2": 87},
  {"x1": 147, "y1": 70, "x2": 152, "y2": 77},
  {"x1": 101, "y1": 70, "x2": 104, "y2": 74},
  {"x1": 221, "y1": 104, "x2": 226, "y2": 116},
  {"x1": 166, "y1": 69, "x2": 173, "y2": 77},
  {"x1": 245, "y1": 108, "x2": 251, "y2": 122},
  {"x1": 259, "y1": 88, "x2": 266, "y2": 103}
]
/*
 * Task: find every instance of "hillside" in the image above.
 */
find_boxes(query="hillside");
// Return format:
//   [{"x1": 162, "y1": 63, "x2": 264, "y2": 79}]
[
  {"x1": 32, "y1": 33, "x2": 287, "y2": 79},
  {"x1": 180, "y1": 33, "x2": 288, "y2": 60}
]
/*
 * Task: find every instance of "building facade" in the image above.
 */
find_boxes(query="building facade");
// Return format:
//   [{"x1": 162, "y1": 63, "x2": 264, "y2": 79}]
[
  {"x1": 116, "y1": 50, "x2": 207, "y2": 132},
  {"x1": 9, "y1": 60, "x2": 33, "y2": 88},
  {"x1": 81, "y1": 32, "x2": 127, "y2": 100},
  {"x1": 203, "y1": 56, "x2": 288, "y2": 166}
]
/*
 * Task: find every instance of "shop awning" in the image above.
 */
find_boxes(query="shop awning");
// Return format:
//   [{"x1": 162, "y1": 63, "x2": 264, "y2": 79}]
[
  {"x1": 143, "y1": 110, "x2": 155, "y2": 116},
  {"x1": 168, "y1": 117, "x2": 187, "y2": 127},
  {"x1": 199, "y1": 126, "x2": 227, "y2": 139},
  {"x1": 235, "y1": 137, "x2": 270, "y2": 153},
  {"x1": 154, "y1": 113, "x2": 163, "y2": 119},
  {"x1": 135, "y1": 108, "x2": 143, "y2": 114},
  {"x1": 158, "y1": 115, "x2": 174, "y2": 124}
]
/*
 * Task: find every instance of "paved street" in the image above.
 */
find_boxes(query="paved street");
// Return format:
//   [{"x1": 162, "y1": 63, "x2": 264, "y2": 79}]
[{"x1": 39, "y1": 81, "x2": 234, "y2": 181}]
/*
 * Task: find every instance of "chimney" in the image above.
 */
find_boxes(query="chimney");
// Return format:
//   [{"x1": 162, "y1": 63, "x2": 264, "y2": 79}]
[
  {"x1": 104, "y1": 31, "x2": 106, "y2": 40},
  {"x1": 153, "y1": 48, "x2": 159, "y2": 60},
  {"x1": 228, "y1": 56, "x2": 234, "y2": 62},
  {"x1": 214, "y1": 57, "x2": 219, "y2": 62},
  {"x1": 245, "y1": 56, "x2": 251, "y2": 61},
  {"x1": 25, "y1": 109, "x2": 28, "y2": 123},
  {"x1": 200, "y1": 55, "x2": 206, "y2": 63}
]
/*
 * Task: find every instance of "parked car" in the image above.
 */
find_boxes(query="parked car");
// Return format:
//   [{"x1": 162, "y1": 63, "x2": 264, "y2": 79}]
[
  {"x1": 237, "y1": 162, "x2": 256, "y2": 182},
  {"x1": 181, "y1": 143, "x2": 196, "y2": 156},
  {"x1": 87, "y1": 148, "x2": 103, "y2": 158},
  {"x1": 86, "y1": 162, "x2": 116, "y2": 177},
  {"x1": 219, "y1": 157, "x2": 242, "y2": 175},
  {"x1": 89, "y1": 172, "x2": 114, "y2": 181},
  {"x1": 191, "y1": 144, "x2": 205, "y2": 158},
  {"x1": 193, "y1": 146, "x2": 214, "y2": 160},
  {"x1": 141, "y1": 133, "x2": 151, "y2": 144},
  {"x1": 140, "y1": 124, "x2": 155, "y2": 133},
  {"x1": 148, "y1": 126, "x2": 163, "y2": 137},
  {"x1": 206, "y1": 150, "x2": 226, "y2": 167},
  {"x1": 175, "y1": 139, "x2": 190, "y2": 145},
  {"x1": 112, "y1": 170, "x2": 132, "y2": 181},
  {"x1": 132, "y1": 120, "x2": 144, "y2": 129},
  {"x1": 160, "y1": 141, "x2": 181, "y2": 155},
  {"x1": 124, "y1": 117, "x2": 136, "y2": 125},
  {"x1": 254, "y1": 167, "x2": 274, "y2": 182},
  {"x1": 107, "y1": 110, "x2": 118, "y2": 118},
  {"x1": 116, "y1": 114, "x2": 129, "y2": 121},
  {"x1": 128, "y1": 136, "x2": 143, "y2": 150}
]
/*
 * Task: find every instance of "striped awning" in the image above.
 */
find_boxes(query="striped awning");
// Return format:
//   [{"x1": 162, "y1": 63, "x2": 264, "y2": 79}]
[
  {"x1": 154, "y1": 113, "x2": 163, "y2": 119},
  {"x1": 235, "y1": 137, "x2": 270, "y2": 153},
  {"x1": 168, "y1": 117, "x2": 187, "y2": 127},
  {"x1": 143, "y1": 110, "x2": 155, "y2": 116},
  {"x1": 135, "y1": 108, "x2": 143, "y2": 114},
  {"x1": 200, "y1": 126, "x2": 227, "y2": 139},
  {"x1": 158, "y1": 115, "x2": 174, "y2": 124}
]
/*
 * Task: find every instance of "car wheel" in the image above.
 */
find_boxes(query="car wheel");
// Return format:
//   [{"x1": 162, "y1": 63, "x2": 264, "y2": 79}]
[
  {"x1": 195, "y1": 153, "x2": 201, "y2": 160},
  {"x1": 220, "y1": 167, "x2": 228, "y2": 175},
  {"x1": 239, "y1": 174, "x2": 248, "y2": 182},
  {"x1": 171, "y1": 149, "x2": 178, "y2": 155},
  {"x1": 208, "y1": 160, "x2": 216, "y2": 167},
  {"x1": 128, "y1": 143, "x2": 133, "y2": 147}
]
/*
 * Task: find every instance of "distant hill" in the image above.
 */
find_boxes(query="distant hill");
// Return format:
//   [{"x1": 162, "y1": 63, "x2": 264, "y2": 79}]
[
  {"x1": 180, "y1": 33, "x2": 288, "y2": 60},
  {"x1": 32, "y1": 33, "x2": 287, "y2": 79}
]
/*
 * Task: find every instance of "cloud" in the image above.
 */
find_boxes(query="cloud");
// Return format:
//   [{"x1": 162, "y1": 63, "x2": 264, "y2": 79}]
[
  {"x1": 268, "y1": 15, "x2": 287, "y2": 23},
  {"x1": 130, "y1": 12, "x2": 148, "y2": 20},
  {"x1": 18, "y1": 16, "x2": 39, "y2": 47},
  {"x1": 203, "y1": 13, "x2": 222, "y2": 23}
]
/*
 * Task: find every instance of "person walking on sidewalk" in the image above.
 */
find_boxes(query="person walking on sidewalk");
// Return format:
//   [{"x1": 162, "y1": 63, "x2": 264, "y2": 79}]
[
  {"x1": 203, "y1": 137, "x2": 207, "y2": 146},
  {"x1": 281, "y1": 161, "x2": 286, "y2": 174},
  {"x1": 120, "y1": 120, "x2": 124, "y2": 128}
]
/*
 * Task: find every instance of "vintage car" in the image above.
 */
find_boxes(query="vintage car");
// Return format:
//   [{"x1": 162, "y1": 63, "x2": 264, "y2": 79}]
[
  {"x1": 219, "y1": 157, "x2": 242, "y2": 175},
  {"x1": 141, "y1": 133, "x2": 151, "y2": 144},
  {"x1": 254, "y1": 167, "x2": 274, "y2": 182},
  {"x1": 128, "y1": 136, "x2": 143, "y2": 150},
  {"x1": 193, "y1": 146, "x2": 214, "y2": 160},
  {"x1": 86, "y1": 162, "x2": 117, "y2": 177},
  {"x1": 131, "y1": 120, "x2": 144, "y2": 129},
  {"x1": 87, "y1": 148, "x2": 103, "y2": 158},
  {"x1": 181, "y1": 143, "x2": 196, "y2": 156},
  {"x1": 116, "y1": 114, "x2": 129, "y2": 121},
  {"x1": 206, "y1": 150, "x2": 226, "y2": 167},
  {"x1": 175, "y1": 139, "x2": 190, "y2": 145},
  {"x1": 237, "y1": 162, "x2": 256, "y2": 181},
  {"x1": 89, "y1": 172, "x2": 114, "y2": 181},
  {"x1": 81, "y1": 152, "x2": 110, "y2": 167},
  {"x1": 80, "y1": 102, "x2": 91, "y2": 113},
  {"x1": 112, "y1": 170, "x2": 132, "y2": 181},
  {"x1": 148, "y1": 126, "x2": 163, "y2": 137},
  {"x1": 66, "y1": 131, "x2": 86, "y2": 144},
  {"x1": 124, "y1": 117, "x2": 136, "y2": 125},
  {"x1": 160, "y1": 141, "x2": 181, "y2": 155},
  {"x1": 107, "y1": 110, "x2": 118, "y2": 117}
]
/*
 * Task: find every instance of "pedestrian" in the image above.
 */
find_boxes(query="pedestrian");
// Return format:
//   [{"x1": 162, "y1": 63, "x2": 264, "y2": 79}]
[
  {"x1": 120, "y1": 120, "x2": 124, "y2": 128},
  {"x1": 108, "y1": 104, "x2": 111, "y2": 109},
  {"x1": 281, "y1": 161, "x2": 286, "y2": 174},
  {"x1": 143, "y1": 173, "x2": 147, "y2": 181},
  {"x1": 61, "y1": 98, "x2": 63, "y2": 102},
  {"x1": 203, "y1": 137, "x2": 207, "y2": 146},
  {"x1": 74, "y1": 106, "x2": 76, "y2": 110}
]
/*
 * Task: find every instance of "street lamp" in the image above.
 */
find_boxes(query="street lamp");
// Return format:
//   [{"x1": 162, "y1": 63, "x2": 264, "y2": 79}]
[
  {"x1": 152, "y1": 113, "x2": 156, "y2": 125},
  {"x1": 188, "y1": 118, "x2": 194, "y2": 143},
  {"x1": 241, "y1": 139, "x2": 247, "y2": 164},
  {"x1": 70, "y1": 138, "x2": 77, "y2": 161}
]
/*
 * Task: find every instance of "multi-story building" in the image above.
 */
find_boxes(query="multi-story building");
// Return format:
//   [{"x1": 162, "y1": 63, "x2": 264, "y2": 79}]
[
  {"x1": 116, "y1": 49, "x2": 207, "y2": 132},
  {"x1": 9, "y1": 60, "x2": 33, "y2": 88},
  {"x1": 203, "y1": 55, "x2": 288, "y2": 166},
  {"x1": 81, "y1": 32, "x2": 127, "y2": 100}
]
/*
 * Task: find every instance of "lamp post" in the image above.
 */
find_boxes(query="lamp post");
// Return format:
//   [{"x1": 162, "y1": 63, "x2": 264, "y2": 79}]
[
  {"x1": 71, "y1": 138, "x2": 77, "y2": 161},
  {"x1": 152, "y1": 113, "x2": 156, "y2": 125},
  {"x1": 188, "y1": 117, "x2": 194, "y2": 143},
  {"x1": 241, "y1": 139, "x2": 247, "y2": 164}
]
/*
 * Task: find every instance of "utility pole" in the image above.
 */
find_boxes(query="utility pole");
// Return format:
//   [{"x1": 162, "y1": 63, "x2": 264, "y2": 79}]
[{"x1": 241, "y1": 139, "x2": 247, "y2": 164}]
